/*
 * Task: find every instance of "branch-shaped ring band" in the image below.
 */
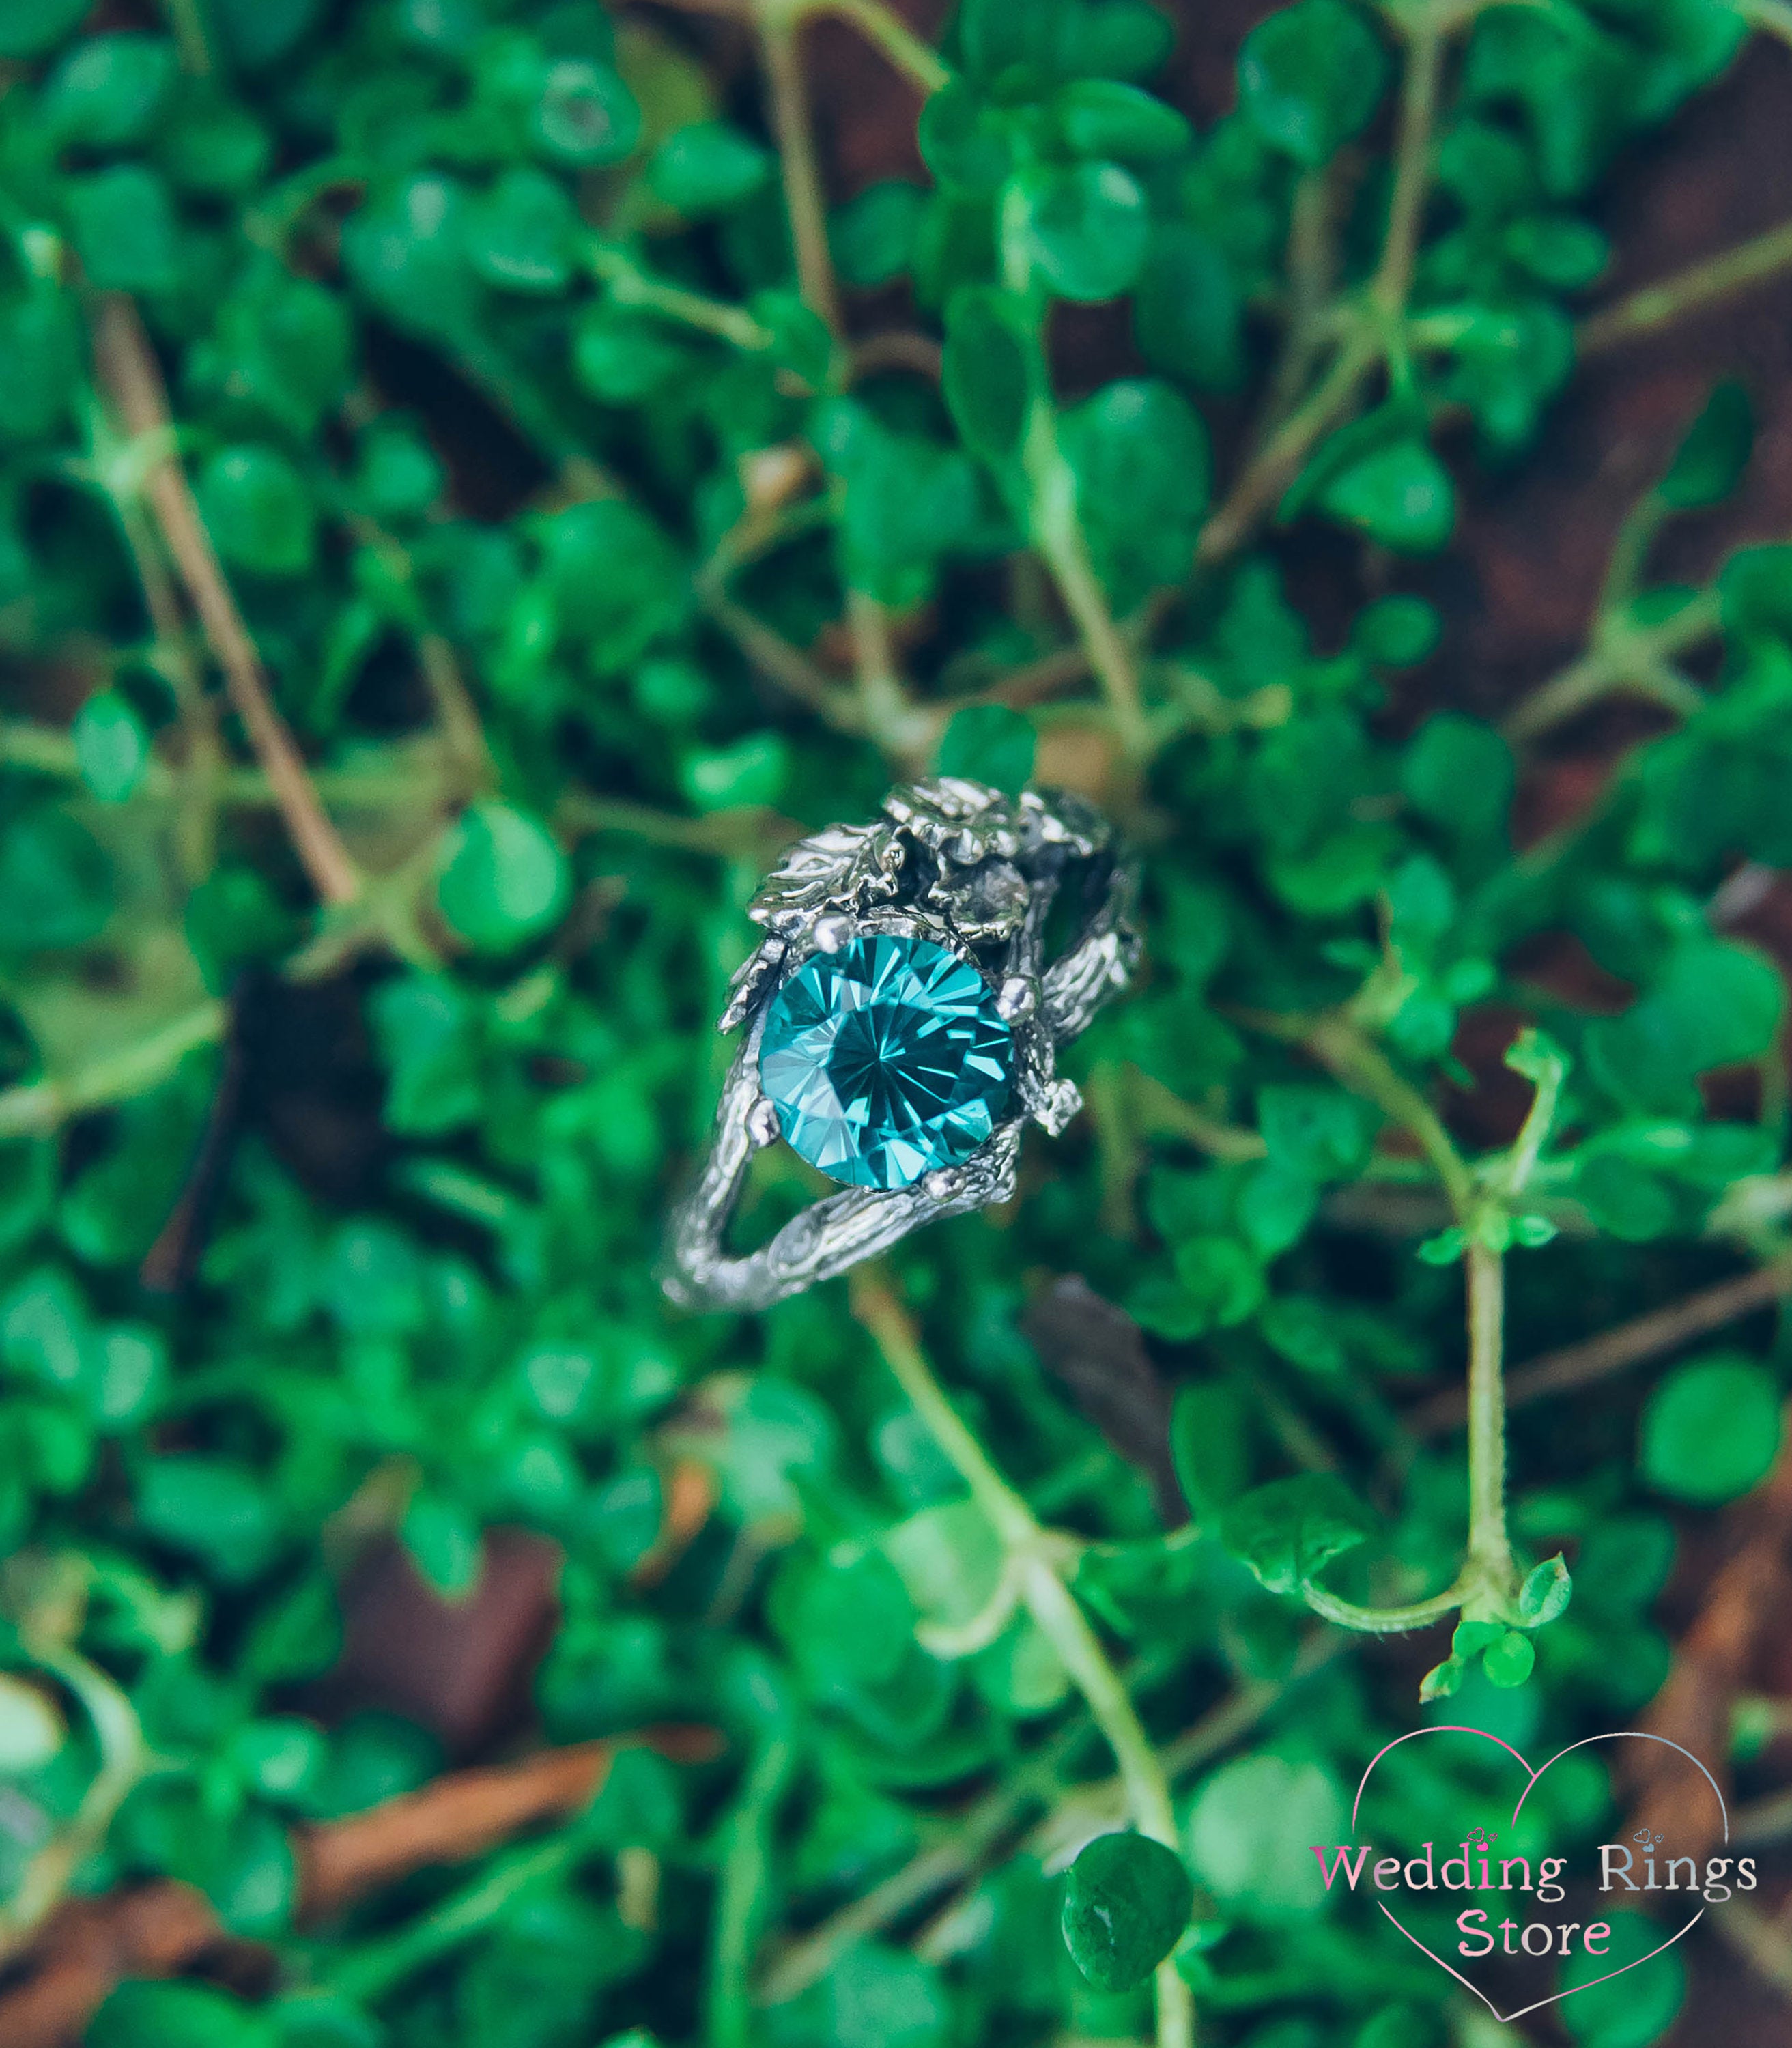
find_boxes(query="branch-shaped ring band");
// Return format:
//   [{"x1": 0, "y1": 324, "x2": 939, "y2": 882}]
[{"x1": 663, "y1": 777, "x2": 1138, "y2": 1313}]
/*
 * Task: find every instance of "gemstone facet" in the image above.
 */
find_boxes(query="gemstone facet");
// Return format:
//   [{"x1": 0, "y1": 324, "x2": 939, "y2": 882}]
[{"x1": 758, "y1": 933, "x2": 1014, "y2": 1189}]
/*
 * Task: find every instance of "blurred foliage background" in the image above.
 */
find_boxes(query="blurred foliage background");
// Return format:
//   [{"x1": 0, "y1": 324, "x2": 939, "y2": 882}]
[{"x1": 9, "y1": 0, "x2": 1792, "y2": 2044}]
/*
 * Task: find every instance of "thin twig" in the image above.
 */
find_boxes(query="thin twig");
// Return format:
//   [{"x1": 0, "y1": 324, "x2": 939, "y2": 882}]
[
  {"x1": 756, "y1": 0, "x2": 934, "y2": 758},
  {"x1": 589, "y1": 244, "x2": 775, "y2": 351},
  {"x1": 1501, "y1": 588, "x2": 1722, "y2": 743},
  {"x1": 709, "y1": 1735, "x2": 797, "y2": 2048},
  {"x1": 759, "y1": 9, "x2": 842, "y2": 338},
  {"x1": 1371, "y1": 18, "x2": 1443, "y2": 322},
  {"x1": 812, "y1": 0, "x2": 950, "y2": 94},
  {"x1": 1710, "y1": 1898, "x2": 1792, "y2": 1998},
  {"x1": 1194, "y1": 337, "x2": 1378, "y2": 570},
  {"x1": 1626, "y1": 1408, "x2": 1792, "y2": 1851},
  {"x1": 1407, "y1": 1259, "x2": 1792, "y2": 1436},
  {"x1": 1129, "y1": 1070, "x2": 1270, "y2": 1163},
  {"x1": 156, "y1": 0, "x2": 213, "y2": 71},
  {"x1": 1265, "y1": 165, "x2": 1341, "y2": 421},
  {"x1": 85, "y1": 388, "x2": 224, "y2": 877},
  {"x1": 702, "y1": 586, "x2": 859, "y2": 729},
  {"x1": 849, "y1": 330, "x2": 945, "y2": 382},
  {"x1": 851, "y1": 1269, "x2": 1195, "y2": 2048},
  {"x1": 0, "y1": 1004, "x2": 228, "y2": 1140},
  {"x1": 558, "y1": 791, "x2": 797, "y2": 859},
  {"x1": 0, "y1": 1727, "x2": 722, "y2": 2048},
  {"x1": 89, "y1": 298, "x2": 362, "y2": 907},
  {"x1": 1578, "y1": 216, "x2": 1792, "y2": 358},
  {"x1": 1019, "y1": 1631, "x2": 1348, "y2": 1871}
]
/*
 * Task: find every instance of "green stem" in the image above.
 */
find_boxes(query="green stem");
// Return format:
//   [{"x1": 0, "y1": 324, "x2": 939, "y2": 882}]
[
  {"x1": 1372, "y1": 17, "x2": 1444, "y2": 322},
  {"x1": 808, "y1": 0, "x2": 950, "y2": 93},
  {"x1": 1297, "y1": 1580, "x2": 1469, "y2": 1636},
  {"x1": 1309, "y1": 1014, "x2": 1476, "y2": 1217},
  {"x1": 0, "y1": 717, "x2": 479, "y2": 816},
  {"x1": 1501, "y1": 1052, "x2": 1563, "y2": 1200},
  {"x1": 1578, "y1": 212, "x2": 1792, "y2": 358},
  {"x1": 1503, "y1": 588, "x2": 1722, "y2": 743},
  {"x1": 1242, "y1": 1010, "x2": 1523, "y2": 1627},
  {"x1": 1029, "y1": 447, "x2": 1152, "y2": 760},
  {"x1": 1130, "y1": 1068, "x2": 1271, "y2": 1163},
  {"x1": 1195, "y1": 337, "x2": 1378, "y2": 569},
  {"x1": 1017, "y1": 1559, "x2": 1178, "y2": 1851},
  {"x1": 852, "y1": 1270, "x2": 1194, "y2": 2048},
  {"x1": 1265, "y1": 165, "x2": 1339, "y2": 421},
  {"x1": 758, "y1": 8, "x2": 842, "y2": 339},
  {"x1": 757, "y1": 1, "x2": 934, "y2": 758},
  {"x1": 700, "y1": 586, "x2": 859, "y2": 731},
  {"x1": 158, "y1": 0, "x2": 214, "y2": 72},
  {"x1": 0, "y1": 1640, "x2": 152, "y2": 1960},
  {"x1": 711, "y1": 1735, "x2": 798, "y2": 2048},
  {"x1": 330, "y1": 1834, "x2": 582, "y2": 2006},
  {"x1": 760, "y1": 1771, "x2": 1043, "y2": 2006},
  {"x1": 558, "y1": 791, "x2": 789, "y2": 857},
  {"x1": 1318, "y1": 1021, "x2": 1516, "y2": 1600},
  {"x1": 1598, "y1": 492, "x2": 1670, "y2": 614},
  {"x1": 588, "y1": 243, "x2": 775, "y2": 351},
  {"x1": 854, "y1": 1271, "x2": 1036, "y2": 1550},
  {"x1": 1464, "y1": 1240, "x2": 1513, "y2": 1589},
  {"x1": 83, "y1": 388, "x2": 223, "y2": 879},
  {"x1": 990, "y1": 188, "x2": 1151, "y2": 760},
  {"x1": 0, "y1": 1003, "x2": 227, "y2": 1139},
  {"x1": 847, "y1": 586, "x2": 939, "y2": 767}
]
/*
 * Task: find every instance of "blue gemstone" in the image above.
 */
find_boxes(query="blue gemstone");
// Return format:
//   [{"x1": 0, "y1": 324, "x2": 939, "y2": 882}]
[{"x1": 759, "y1": 933, "x2": 1014, "y2": 1190}]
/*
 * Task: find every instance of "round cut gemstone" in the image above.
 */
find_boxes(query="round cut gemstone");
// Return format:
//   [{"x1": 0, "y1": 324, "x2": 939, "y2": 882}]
[{"x1": 759, "y1": 933, "x2": 1014, "y2": 1189}]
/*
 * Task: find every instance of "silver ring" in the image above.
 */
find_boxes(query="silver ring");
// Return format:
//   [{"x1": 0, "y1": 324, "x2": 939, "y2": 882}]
[{"x1": 663, "y1": 776, "x2": 1138, "y2": 1313}]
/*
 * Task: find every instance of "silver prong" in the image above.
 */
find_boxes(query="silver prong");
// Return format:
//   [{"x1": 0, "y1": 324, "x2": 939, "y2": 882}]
[
  {"x1": 1034, "y1": 1077, "x2": 1083, "y2": 1137},
  {"x1": 665, "y1": 782, "x2": 1135, "y2": 1313},
  {"x1": 996, "y1": 975, "x2": 1037, "y2": 1023}
]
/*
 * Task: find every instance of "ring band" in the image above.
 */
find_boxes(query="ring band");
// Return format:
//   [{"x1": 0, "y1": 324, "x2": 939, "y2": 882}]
[{"x1": 662, "y1": 777, "x2": 1137, "y2": 1313}]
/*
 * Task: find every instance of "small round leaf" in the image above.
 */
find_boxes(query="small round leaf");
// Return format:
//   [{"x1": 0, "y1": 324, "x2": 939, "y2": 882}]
[
  {"x1": 436, "y1": 801, "x2": 570, "y2": 952},
  {"x1": 1061, "y1": 1831, "x2": 1194, "y2": 1991},
  {"x1": 1239, "y1": 0, "x2": 1389, "y2": 167},
  {"x1": 1317, "y1": 438, "x2": 1455, "y2": 554},
  {"x1": 1640, "y1": 1352, "x2": 1782, "y2": 1504},
  {"x1": 197, "y1": 446, "x2": 315, "y2": 578},
  {"x1": 1014, "y1": 160, "x2": 1148, "y2": 302},
  {"x1": 532, "y1": 59, "x2": 640, "y2": 167},
  {"x1": 73, "y1": 691, "x2": 151, "y2": 803},
  {"x1": 648, "y1": 122, "x2": 771, "y2": 215},
  {"x1": 1482, "y1": 1631, "x2": 1536, "y2": 1688}
]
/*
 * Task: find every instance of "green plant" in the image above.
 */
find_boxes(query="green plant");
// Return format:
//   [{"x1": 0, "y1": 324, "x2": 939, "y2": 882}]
[{"x1": 4, "y1": 1, "x2": 1792, "y2": 2045}]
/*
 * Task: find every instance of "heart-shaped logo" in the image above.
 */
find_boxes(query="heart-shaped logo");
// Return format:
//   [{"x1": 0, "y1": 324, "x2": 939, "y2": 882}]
[{"x1": 1339, "y1": 1726, "x2": 1731, "y2": 2025}]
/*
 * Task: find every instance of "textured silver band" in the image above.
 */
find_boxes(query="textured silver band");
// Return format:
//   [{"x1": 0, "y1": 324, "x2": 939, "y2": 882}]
[{"x1": 662, "y1": 777, "x2": 1138, "y2": 1313}]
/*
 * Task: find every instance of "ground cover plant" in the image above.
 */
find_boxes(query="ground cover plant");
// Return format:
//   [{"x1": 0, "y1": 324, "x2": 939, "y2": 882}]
[{"x1": 8, "y1": 0, "x2": 1792, "y2": 2043}]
